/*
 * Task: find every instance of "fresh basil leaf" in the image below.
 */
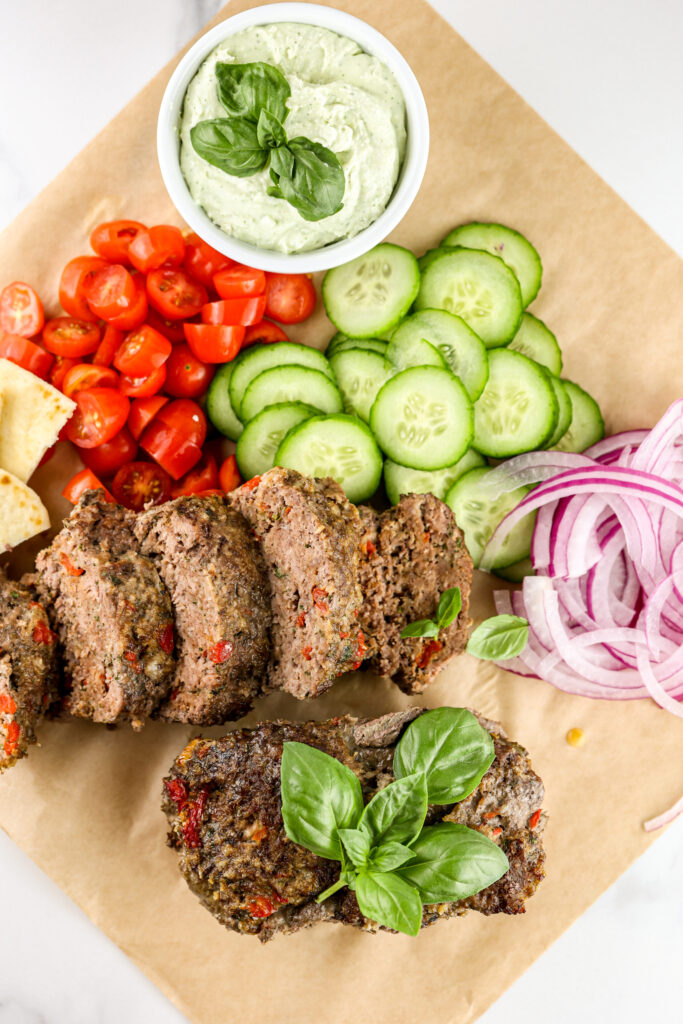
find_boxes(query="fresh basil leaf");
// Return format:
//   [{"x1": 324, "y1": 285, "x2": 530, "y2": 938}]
[
  {"x1": 355, "y1": 871, "x2": 423, "y2": 936},
  {"x1": 275, "y1": 137, "x2": 345, "y2": 222},
  {"x1": 400, "y1": 619, "x2": 439, "y2": 639},
  {"x1": 280, "y1": 741, "x2": 363, "y2": 860},
  {"x1": 257, "y1": 109, "x2": 286, "y2": 150},
  {"x1": 316, "y1": 874, "x2": 349, "y2": 903},
  {"x1": 270, "y1": 144, "x2": 295, "y2": 181},
  {"x1": 393, "y1": 707, "x2": 495, "y2": 805},
  {"x1": 367, "y1": 841, "x2": 415, "y2": 873},
  {"x1": 358, "y1": 772, "x2": 428, "y2": 848},
  {"x1": 397, "y1": 822, "x2": 509, "y2": 903},
  {"x1": 337, "y1": 828, "x2": 371, "y2": 869},
  {"x1": 437, "y1": 587, "x2": 462, "y2": 630},
  {"x1": 190, "y1": 118, "x2": 268, "y2": 177},
  {"x1": 466, "y1": 615, "x2": 529, "y2": 660},
  {"x1": 215, "y1": 61, "x2": 290, "y2": 124}
]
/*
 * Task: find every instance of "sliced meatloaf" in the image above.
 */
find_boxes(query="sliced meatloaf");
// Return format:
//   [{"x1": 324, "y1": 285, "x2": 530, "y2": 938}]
[
  {"x1": 358, "y1": 494, "x2": 473, "y2": 692},
  {"x1": 0, "y1": 569, "x2": 60, "y2": 771},
  {"x1": 230, "y1": 468, "x2": 364, "y2": 698},
  {"x1": 162, "y1": 709, "x2": 546, "y2": 941},
  {"x1": 35, "y1": 491, "x2": 175, "y2": 729},
  {"x1": 134, "y1": 495, "x2": 271, "y2": 724}
]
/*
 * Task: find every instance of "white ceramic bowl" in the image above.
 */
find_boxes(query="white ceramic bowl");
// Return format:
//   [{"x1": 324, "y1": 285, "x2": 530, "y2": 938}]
[{"x1": 157, "y1": 2, "x2": 429, "y2": 273}]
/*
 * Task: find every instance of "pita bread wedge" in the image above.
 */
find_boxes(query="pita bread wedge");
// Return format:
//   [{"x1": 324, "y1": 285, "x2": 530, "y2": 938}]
[
  {"x1": 0, "y1": 359, "x2": 75, "y2": 481},
  {"x1": 0, "y1": 468, "x2": 50, "y2": 551}
]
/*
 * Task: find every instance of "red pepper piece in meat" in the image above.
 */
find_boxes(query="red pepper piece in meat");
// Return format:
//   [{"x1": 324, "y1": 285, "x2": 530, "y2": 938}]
[
  {"x1": 247, "y1": 896, "x2": 275, "y2": 919},
  {"x1": 164, "y1": 777, "x2": 188, "y2": 810},
  {"x1": 182, "y1": 787, "x2": 209, "y2": 848}
]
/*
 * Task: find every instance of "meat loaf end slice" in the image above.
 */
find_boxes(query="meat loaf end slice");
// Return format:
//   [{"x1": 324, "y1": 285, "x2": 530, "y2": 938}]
[{"x1": 134, "y1": 495, "x2": 272, "y2": 725}]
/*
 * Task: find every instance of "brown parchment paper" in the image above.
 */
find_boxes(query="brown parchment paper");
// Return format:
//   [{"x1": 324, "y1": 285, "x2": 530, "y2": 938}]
[{"x1": 1, "y1": 2, "x2": 682, "y2": 1022}]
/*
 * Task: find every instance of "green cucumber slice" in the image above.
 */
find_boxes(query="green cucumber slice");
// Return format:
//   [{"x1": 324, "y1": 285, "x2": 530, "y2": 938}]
[
  {"x1": 416, "y1": 248, "x2": 522, "y2": 348},
  {"x1": 327, "y1": 336, "x2": 388, "y2": 358},
  {"x1": 418, "y1": 245, "x2": 457, "y2": 273},
  {"x1": 275, "y1": 414, "x2": 383, "y2": 503},
  {"x1": 235, "y1": 402, "x2": 317, "y2": 480},
  {"x1": 442, "y1": 223, "x2": 542, "y2": 306},
  {"x1": 322, "y1": 243, "x2": 420, "y2": 338},
  {"x1": 387, "y1": 308, "x2": 489, "y2": 401},
  {"x1": 445, "y1": 466, "x2": 536, "y2": 569},
  {"x1": 240, "y1": 366, "x2": 343, "y2": 423},
  {"x1": 384, "y1": 448, "x2": 486, "y2": 505},
  {"x1": 206, "y1": 361, "x2": 244, "y2": 440},
  {"x1": 543, "y1": 375, "x2": 572, "y2": 448},
  {"x1": 385, "y1": 334, "x2": 448, "y2": 372},
  {"x1": 508, "y1": 313, "x2": 562, "y2": 375},
  {"x1": 329, "y1": 349, "x2": 389, "y2": 422},
  {"x1": 493, "y1": 557, "x2": 535, "y2": 583},
  {"x1": 553, "y1": 379, "x2": 605, "y2": 452},
  {"x1": 473, "y1": 349, "x2": 558, "y2": 457},
  {"x1": 229, "y1": 342, "x2": 332, "y2": 420}
]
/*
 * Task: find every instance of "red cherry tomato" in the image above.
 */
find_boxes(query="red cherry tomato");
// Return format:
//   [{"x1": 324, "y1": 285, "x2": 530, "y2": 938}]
[
  {"x1": 62, "y1": 467, "x2": 114, "y2": 504},
  {"x1": 90, "y1": 220, "x2": 146, "y2": 264},
  {"x1": 165, "y1": 342, "x2": 214, "y2": 399},
  {"x1": 81, "y1": 426, "x2": 138, "y2": 477},
  {"x1": 153, "y1": 399, "x2": 207, "y2": 447},
  {"x1": 62, "y1": 363, "x2": 119, "y2": 399},
  {"x1": 84, "y1": 264, "x2": 137, "y2": 321},
  {"x1": 128, "y1": 395, "x2": 169, "y2": 440},
  {"x1": 183, "y1": 323, "x2": 244, "y2": 363},
  {"x1": 264, "y1": 273, "x2": 316, "y2": 323},
  {"x1": 0, "y1": 333, "x2": 53, "y2": 379},
  {"x1": 146, "y1": 267, "x2": 208, "y2": 321},
  {"x1": 140, "y1": 422, "x2": 202, "y2": 480},
  {"x1": 183, "y1": 233, "x2": 232, "y2": 288},
  {"x1": 92, "y1": 325, "x2": 124, "y2": 367},
  {"x1": 170, "y1": 452, "x2": 219, "y2": 498},
  {"x1": 59, "y1": 256, "x2": 109, "y2": 322},
  {"x1": 101, "y1": 275, "x2": 148, "y2": 331},
  {"x1": 218, "y1": 454, "x2": 242, "y2": 493},
  {"x1": 201, "y1": 296, "x2": 266, "y2": 327},
  {"x1": 65, "y1": 387, "x2": 130, "y2": 449},
  {"x1": 213, "y1": 265, "x2": 266, "y2": 299},
  {"x1": 113, "y1": 324, "x2": 171, "y2": 377},
  {"x1": 145, "y1": 306, "x2": 187, "y2": 343},
  {"x1": 49, "y1": 355, "x2": 78, "y2": 391},
  {"x1": 111, "y1": 461, "x2": 172, "y2": 511},
  {"x1": 42, "y1": 317, "x2": 101, "y2": 358},
  {"x1": 0, "y1": 282, "x2": 45, "y2": 338},
  {"x1": 128, "y1": 225, "x2": 185, "y2": 273},
  {"x1": 118, "y1": 362, "x2": 167, "y2": 398},
  {"x1": 243, "y1": 319, "x2": 289, "y2": 346}
]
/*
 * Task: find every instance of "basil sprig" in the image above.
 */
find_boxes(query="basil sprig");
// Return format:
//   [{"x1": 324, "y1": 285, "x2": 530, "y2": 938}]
[
  {"x1": 466, "y1": 614, "x2": 529, "y2": 660},
  {"x1": 190, "y1": 61, "x2": 345, "y2": 222},
  {"x1": 280, "y1": 708, "x2": 507, "y2": 937},
  {"x1": 400, "y1": 586, "x2": 462, "y2": 640}
]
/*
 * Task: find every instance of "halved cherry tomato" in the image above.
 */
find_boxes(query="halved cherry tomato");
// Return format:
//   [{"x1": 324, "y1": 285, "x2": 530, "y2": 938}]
[
  {"x1": 85, "y1": 264, "x2": 137, "y2": 321},
  {"x1": 146, "y1": 267, "x2": 208, "y2": 321},
  {"x1": 111, "y1": 461, "x2": 172, "y2": 511},
  {"x1": 165, "y1": 342, "x2": 214, "y2": 399},
  {"x1": 183, "y1": 233, "x2": 232, "y2": 289},
  {"x1": 128, "y1": 225, "x2": 185, "y2": 273},
  {"x1": 170, "y1": 453, "x2": 218, "y2": 498},
  {"x1": 140, "y1": 423, "x2": 202, "y2": 480},
  {"x1": 62, "y1": 467, "x2": 114, "y2": 503},
  {"x1": 90, "y1": 220, "x2": 146, "y2": 264},
  {"x1": 92, "y1": 325, "x2": 124, "y2": 367},
  {"x1": 264, "y1": 273, "x2": 316, "y2": 323},
  {"x1": 59, "y1": 256, "x2": 108, "y2": 322},
  {"x1": 99, "y1": 275, "x2": 148, "y2": 331},
  {"x1": 42, "y1": 317, "x2": 101, "y2": 358},
  {"x1": 113, "y1": 324, "x2": 171, "y2": 377},
  {"x1": 213, "y1": 265, "x2": 266, "y2": 299},
  {"x1": 64, "y1": 387, "x2": 130, "y2": 449},
  {"x1": 153, "y1": 399, "x2": 207, "y2": 447},
  {"x1": 0, "y1": 333, "x2": 53, "y2": 379},
  {"x1": 184, "y1": 323, "x2": 244, "y2": 364},
  {"x1": 62, "y1": 363, "x2": 119, "y2": 399},
  {"x1": 145, "y1": 306, "x2": 187, "y2": 343},
  {"x1": 201, "y1": 296, "x2": 266, "y2": 327},
  {"x1": 81, "y1": 426, "x2": 138, "y2": 477},
  {"x1": 0, "y1": 282, "x2": 45, "y2": 338},
  {"x1": 243, "y1": 319, "x2": 289, "y2": 346},
  {"x1": 218, "y1": 454, "x2": 242, "y2": 492},
  {"x1": 128, "y1": 395, "x2": 169, "y2": 440},
  {"x1": 118, "y1": 362, "x2": 167, "y2": 398},
  {"x1": 49, "y1": 356, "x2": 78, "y2": 391}
]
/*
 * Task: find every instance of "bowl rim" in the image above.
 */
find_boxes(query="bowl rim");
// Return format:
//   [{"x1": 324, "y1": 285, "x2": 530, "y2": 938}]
[{"x1": 157, "y1": 2, "x2": 429, "y2": 273}]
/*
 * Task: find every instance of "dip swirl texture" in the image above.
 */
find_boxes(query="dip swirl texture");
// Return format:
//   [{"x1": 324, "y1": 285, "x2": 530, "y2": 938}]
[{"x1": 179, "y1": 23, "x2": 407, "y2": 254}]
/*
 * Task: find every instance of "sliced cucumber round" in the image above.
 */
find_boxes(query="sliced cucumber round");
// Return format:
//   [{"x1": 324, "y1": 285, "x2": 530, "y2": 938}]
[
  {"x1": 235, "y1": 402, "x2": 317, "y2": 480},
  {"x1": 370, "y1": 366, "x2": 473, "y2": 471},
  {"x1": 543, "y1": 375, "x2": 572, "y2": 448},
  {"x1": 275, "y1": 414, "x2": 383, "y2": 503},
  {"x1": 385, "y1": 334, "x2": 448, "y2": 372},
  {"x1": 554, "y1": 379, "x2": 605, "y2": 452},
  {"x1": 493, "y1": 557, "x2": 535, "y2": 583},
  {"x1": 229, "y1": 342, "x2": 332, "y2": 420},
  {"x1": 442, "y1": 223, "x2": 542, "y2": 306},
  {"x1": 388, "y1": 308, "x2": 489, "y2": 401},
  {"x1": 329, "y1": 349, "x2": 389, "y2": 422},
  {"x1": 240, "y1": 366, "x2": 343, "y2": 423},
  {"x1": 206, "y1": 361, "x2": 244, "y2": 440},
  {"x1": 417, "y1": 245, "x2": 457, "y2": 273},
  {"x1": 508, "y1": 312, "x2": 562, "y2": 375},
  {"x1": 416, "y1": 248, "x2": 523, "y2": 348},
  {"x1": 384, "y1": 448, "x2": 486, "y2": 505},
  {"x1": 446, "y1": 466, "x2": 536, "y2": 569},
  {"x1": 473, "y1": 348, "x2": 558, "y2": 457},
  {"x1": 327, "y1": 336, "x2": 388, "y2": 358},
  {"x1": 322, "y1": 243, "x2": 420, "y2": 338}
]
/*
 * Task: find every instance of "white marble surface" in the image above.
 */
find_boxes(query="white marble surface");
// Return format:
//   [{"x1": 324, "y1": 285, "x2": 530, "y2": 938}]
[{"x1": 0, "y1": 1, "x2": 682, "y2": 1021}]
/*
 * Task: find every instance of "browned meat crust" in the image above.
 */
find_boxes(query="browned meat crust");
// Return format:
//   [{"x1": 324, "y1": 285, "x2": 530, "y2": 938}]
[
  {"x1": 358, "y1": 494, "x2": 473, "y2": 692},
  {"x1": 134, "y1": 495, "x2": 272, "y2": 724},
  {"x1": 162, "y1": 710, "x2": 545, "y2": 941},
  {"x1": 230, "y1": 469, "x2": 365, "y2": 699}
]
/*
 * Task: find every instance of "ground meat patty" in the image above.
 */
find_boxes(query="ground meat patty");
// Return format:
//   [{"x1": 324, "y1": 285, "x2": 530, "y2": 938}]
[
  {"x1": 358, "y1": 494, "x2": 473, "y2": 692},
  {"x1": 134, "y1": 495, "x2": 271, "y2": 724},
  {"x1": 230, "y1": 469, "x2": 365, "y2": 698},
  {"x1": 162, "y1": 709, "x2": 545, "y2": 941},
  {"x1": 0, "y1": 569, "x2": 60, "y2": 771},
  {"x1": 35, "y1": 491, "x2": 175, "y2": 728}
]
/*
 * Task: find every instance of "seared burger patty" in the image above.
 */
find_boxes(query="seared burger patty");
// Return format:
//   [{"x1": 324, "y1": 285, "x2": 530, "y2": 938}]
[
  {"x1": 135, "y1": 495, "x2": 271, "y2": 724},
  {"x1": 162, "y1": 710, "x2": 545, "y2": 941}
]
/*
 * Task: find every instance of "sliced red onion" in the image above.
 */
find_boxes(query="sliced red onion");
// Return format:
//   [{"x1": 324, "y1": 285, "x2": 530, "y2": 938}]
[{"x1": 644, "y1": 796, "x2": 683, "y2": 832}]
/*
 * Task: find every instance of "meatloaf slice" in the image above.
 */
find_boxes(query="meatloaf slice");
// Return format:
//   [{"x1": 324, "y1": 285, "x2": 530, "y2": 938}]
[
  {"x1": 0, "y1": 569, "x2": 60, "y2": 771},
  {"x1": 230, "y1": 468, "x2": 364, "y2": 698},
  {"x1": 35, "y1": 491, "x2": 175, "y2": 728},
  {"x1": 134, "y1": 495, "x2": 271, "y2": 724},
  {"x1": 162, "y1": 709, "x2": 545, "y2": 941},
  {"x1": 358, "y1": 494, "x2": 473, "y2": 693}
]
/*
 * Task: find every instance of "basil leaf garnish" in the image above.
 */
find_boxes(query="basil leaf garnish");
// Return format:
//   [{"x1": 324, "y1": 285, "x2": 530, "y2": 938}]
[
  {"x1": 257, "y1": 109, "x2": 287, "y2": 150},
  {"x1": 280, "y1": 742, "x2": 363, "y2": 860},
  {"x1": 397, "y1": 822, "x2": 509, "y2": 903},
  {"x1": 190, "y1": 118, "x2": 268, "y2": 177},
  {"x1": 400, "y1": 619, "x2": 440, "y2": 639},
  {"x1": 270, "y1": 144, "x2": 295, "y2": 180},
  {"x1": 215, "y1": 61, "x2": 290, "y2": 124},
  {"x1": 393, "y1": 708, "x2": 495, "y2": 805},
  {"x1": 437, "y1": 586, "x2": 462, "y2": 629},
  {"x1": 367, "y1": 841, "x2": 415, "y2": 873},
  {"x1": 466, "y1": 615, "x2": 529, "y2": 660},
  {"x1": 355, "y1": 871, "x2": 423, "y2": 937},
  {"x1": 337, "y1": 827, "x2": 371, "y2": 869},
  {"x1": 358, "y1": 772, "x2": 428, "y2": 848},
  {"x1": 273, "y1": 137, "x2": 345, "y2": 222}
]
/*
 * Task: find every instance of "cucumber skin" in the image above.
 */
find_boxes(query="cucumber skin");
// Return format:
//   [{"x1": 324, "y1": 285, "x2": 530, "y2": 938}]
[
  {"x1": 322, "y1": 243, "x2": 420, "y2": 339},
  {"x1": 442, "y1": 222, "x2": 543, "y2": 307},
  {"x1": 553, "y1": 379, "x2": 605, "y2": 452},
  {"x1": 235, "y1": 402, "x2": 316, "y2": 480},
  {"x1": 206, "y1": 362, "x2": 243, "y2": 441},
  {"x1": 240, "y1": 366, "x2": 343, "y2": 423},
  {"x1": 229, "y1": 342, "x2": 331, "y2": 420},
  {"x1": 508, "y1": 312, "x2": 563, "y2": 376}
]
